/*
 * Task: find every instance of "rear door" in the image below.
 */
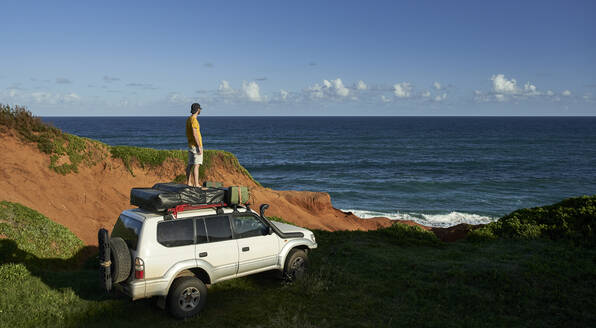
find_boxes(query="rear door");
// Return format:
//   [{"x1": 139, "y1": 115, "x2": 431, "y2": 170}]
[
  {"x1": 195, "y1": 215, "x2": 239, "y2": 281},
  {"x1": 232, "y1": 213, "x2": 279, "y2": 274},
  {"x1": 148, "y1": 218, "x2": 196, "y2": 280}
]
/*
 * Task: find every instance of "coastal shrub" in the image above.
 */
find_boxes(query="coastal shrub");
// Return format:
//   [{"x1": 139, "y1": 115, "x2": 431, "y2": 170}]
[
  {"x1": 376, "y1": 223, "x2": 441, "y2": 246},
  {"x1": 0, "y1": 104, "x2": 59, "y2": 138},
  {"x1": 0, "y1": 104, "x2": 109, "y2": 174},
  {"x1": 0, "y1": 201, "x2": 83, "y2": 261},
  {"x1": 110, "y1": 145, "x2": 187, "y2": 176},
  {"x1": 468, "y1": 195, "x2": 596, "y2": 246}
]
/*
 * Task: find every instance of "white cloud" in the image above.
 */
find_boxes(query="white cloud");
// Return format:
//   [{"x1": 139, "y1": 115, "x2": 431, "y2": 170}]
[
  {"x1": 393, "y1": 82, "x2": 412, "y2": 98},
  {"x1": 381, "y1": 95, "x2": 391, "y2": 103},
  {"x1": 168, "y1": 93, "x2": 189, "y2": 104},
  {"x1": 64, "y1": 93, "x2": 80, "y2": 102},
  {"x1": 524, "y1": 82, "x2": 538, "y2": 95},
  {"x1": 476, "y1": 73, "x2": 573, "y2": 103},
  {"x1": 331, "y1": 78, "x2": 349, "y2": 97},
  {"x1": 218, "y1": 80, "x2": 234, "y2": 95},
  {"x1": 280, "y1": 89, "x2": 289, "y2": 101},
  {"x1": 356, "y1": 80, "x2": 368, "y2": 90},
  {"x1": 491, "y1": 74, "x2": 517, "y2": 94},
  {"x1": 433, "y1": 81, "x2": 442, "y2": 90},
  {"x1": 421, "y1": 90, "x2": 431, "y2": 98},
  {"x1": 307, "y1": 78, "x2": 350, "y2": 99},
  {"x1": 242, "y1": 81, "x2": 262, "y2": 102},
  {"x1": 434, "y1": 93, "x2": 447, "y2": 102},
  {"x1": 3, "y1": 90, "x2": 84, "y2": 105},
  {"x1": 308, "y1": 83, "x2": 325, "y2": 99}
]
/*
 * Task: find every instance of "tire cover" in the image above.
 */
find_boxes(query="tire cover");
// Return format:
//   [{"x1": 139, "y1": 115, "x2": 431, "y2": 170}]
[
  {"x1": 98, "y1": 228, "x2": 112, "y2": 292},
  {"x1": 109, "y1": 237, "x2": 132, "y2": 284}
]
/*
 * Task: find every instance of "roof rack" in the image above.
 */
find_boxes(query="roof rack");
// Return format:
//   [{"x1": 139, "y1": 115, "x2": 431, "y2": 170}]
[{"x1": 168, "y1": 202, "x2": 229, "y2": 218}]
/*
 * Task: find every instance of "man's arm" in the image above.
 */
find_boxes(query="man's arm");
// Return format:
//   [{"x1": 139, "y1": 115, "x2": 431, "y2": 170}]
[{"x1": 192, "y1": 128, "x2": 202, "y2": 154}]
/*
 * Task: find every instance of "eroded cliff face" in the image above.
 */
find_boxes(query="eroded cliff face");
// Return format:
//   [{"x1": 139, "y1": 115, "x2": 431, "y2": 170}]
[{"x1": 1, "y1": 132, "x2": 395, "y2": 245}]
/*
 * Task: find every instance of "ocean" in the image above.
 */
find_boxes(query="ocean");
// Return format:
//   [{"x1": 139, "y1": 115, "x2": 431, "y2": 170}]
[{"x1": 42, "y1": 116, "x2": 596, "y2": 228}]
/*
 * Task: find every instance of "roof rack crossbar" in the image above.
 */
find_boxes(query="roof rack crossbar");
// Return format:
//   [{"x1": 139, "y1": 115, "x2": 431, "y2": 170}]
[{"x1": 168, "y1": 202, "x2": 229, "y2": 218}]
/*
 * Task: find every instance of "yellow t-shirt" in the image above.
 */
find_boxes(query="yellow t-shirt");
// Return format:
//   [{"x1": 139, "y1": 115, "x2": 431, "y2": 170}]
[{"x1": 186, "y1": 116, "x2": 203, "y2": 148}]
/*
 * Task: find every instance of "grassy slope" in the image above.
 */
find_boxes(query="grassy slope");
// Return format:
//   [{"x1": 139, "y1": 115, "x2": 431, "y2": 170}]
[
  {"x1": 0, "y1": 104, "x2": 260, "y2": 185},
  {"x1": 1, "y1": 200, "x2": 595, "y2": 328}
]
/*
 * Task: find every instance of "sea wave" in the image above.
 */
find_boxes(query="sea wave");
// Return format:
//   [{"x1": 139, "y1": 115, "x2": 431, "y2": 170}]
[{"x1": 342, "y1": 209, "x2": 498, "y2": 228}]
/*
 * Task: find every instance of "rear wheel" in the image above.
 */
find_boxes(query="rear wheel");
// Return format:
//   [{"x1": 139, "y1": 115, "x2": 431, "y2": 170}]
[
  {"x1": 167, "y1": 276, "x2": 208, "y2": 319},
  {"x1": 283, "y1": 249, "x2": 308, "y2": 282}
]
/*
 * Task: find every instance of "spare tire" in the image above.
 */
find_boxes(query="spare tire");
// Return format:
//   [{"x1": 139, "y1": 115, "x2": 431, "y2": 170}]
[{"x1": 109, "y1": 237, "x2": 132, "y2": 284}]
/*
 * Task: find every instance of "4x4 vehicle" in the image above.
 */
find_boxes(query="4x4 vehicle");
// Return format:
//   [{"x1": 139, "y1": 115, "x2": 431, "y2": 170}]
[{"x1": 98, "y1": 203, "x2": 317, "y2": 318}]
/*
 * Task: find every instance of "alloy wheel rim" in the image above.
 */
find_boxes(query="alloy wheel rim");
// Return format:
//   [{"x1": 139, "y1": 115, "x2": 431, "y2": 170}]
[{"x1": 178, "y1": 287, "x2": 201, "y2": 311}]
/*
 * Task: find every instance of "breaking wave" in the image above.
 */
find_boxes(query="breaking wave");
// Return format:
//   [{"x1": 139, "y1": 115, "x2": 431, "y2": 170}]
[{"x1": 342, "y1": 209, "x2": 498, "y2": 228}]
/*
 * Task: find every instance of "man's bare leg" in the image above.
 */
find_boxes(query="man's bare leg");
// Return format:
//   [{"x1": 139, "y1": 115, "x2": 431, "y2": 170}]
[
  {"x1": 193, "y1": 164, "x2": 200, "y2": 187},
  {"x1": 186, "y1": 165, "x2": 193, "y2": 186}
]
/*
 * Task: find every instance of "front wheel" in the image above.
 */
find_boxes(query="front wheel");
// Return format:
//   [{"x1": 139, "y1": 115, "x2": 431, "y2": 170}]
[
  {"x1": 283, "y1": 249, "x2": 309, "y2": 282},
  {"x1": 167, "y1": 277, "x2": 208, "y2": 319}
]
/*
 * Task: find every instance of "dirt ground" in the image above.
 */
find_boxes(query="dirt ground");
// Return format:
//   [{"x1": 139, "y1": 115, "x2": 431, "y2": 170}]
[{"x1": 1, "y1": 133, "x2": 417, "y2": 245}]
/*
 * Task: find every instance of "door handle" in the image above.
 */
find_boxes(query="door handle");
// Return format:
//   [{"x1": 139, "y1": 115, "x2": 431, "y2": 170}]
[
  {"x1": 242, "y1": 247, "x2": 250, "y2": 252},
  {"x1": 199, "y1": 252, "x2": 208, "y2": 257}
]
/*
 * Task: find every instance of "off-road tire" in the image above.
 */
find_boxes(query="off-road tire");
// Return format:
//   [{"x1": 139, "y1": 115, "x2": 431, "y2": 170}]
[
  {"x1": 167, "y1": 276, "x2": 208, "y2": 319},
  {"x1": 283, "y1": 249, "x2": 308, "y2": 282},
  {"x1": 109, "y1": 237, "x2": 131, "y2": 284}
]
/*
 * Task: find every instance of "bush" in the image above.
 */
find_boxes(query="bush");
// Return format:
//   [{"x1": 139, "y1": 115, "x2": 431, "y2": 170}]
[
  {"x1": 376, "y1": 223, "x2": 441, "y2": 247},
  {"x1": 1, "y1": 104, "x2": 109, "y2": 174},
  {"x1": 469, "y1": 195, "x2": 596, "y2": 246},
  {"x1": 0, "y1": 201, "x2": 83, "y2": 260}
]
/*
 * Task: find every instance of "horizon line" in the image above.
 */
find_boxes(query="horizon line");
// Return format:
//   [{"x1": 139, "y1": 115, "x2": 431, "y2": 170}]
[{"x1": 40, "y1": 115, "x2": 596, "y2": 118}]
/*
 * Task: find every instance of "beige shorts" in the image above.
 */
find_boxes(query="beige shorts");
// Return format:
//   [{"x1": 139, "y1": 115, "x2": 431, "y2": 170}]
[{"x1": 188, "y1": 146, "x2": 203, "y2": 165}]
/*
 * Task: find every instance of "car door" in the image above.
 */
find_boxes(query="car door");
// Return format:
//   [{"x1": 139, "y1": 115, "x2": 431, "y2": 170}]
[
  {"x1": 232, "y1": 213, "x2": 280, "y2": 275},
  {"x1": 149, "y1": 218, "x2": 196, "y2": 280},
  {"x1": 195, "y1": 215, "x2": 239, "y2": 282}
]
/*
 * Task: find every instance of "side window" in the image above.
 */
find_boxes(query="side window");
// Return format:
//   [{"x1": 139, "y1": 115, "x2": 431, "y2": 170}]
[
  {"x1": 111, "y1": 215, "x2": 142, "y2": 250},
  {"x1": 233, "y1": 214, "x2": 268, "y2": 239},
  {"x1": 157, "y1": 219, "x2": 194, "y2": 247},
  {"x1": 195, "y1": 218, "x2": 208, "y2": 244},
  {"x1": 204, "y1": 216, "x2": 233, "y2": 242}
]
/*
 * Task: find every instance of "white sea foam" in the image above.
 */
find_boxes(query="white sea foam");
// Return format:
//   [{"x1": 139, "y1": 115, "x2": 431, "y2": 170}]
[{"x1": 342, "y1": 209, "x2": 498, "y2": 228}]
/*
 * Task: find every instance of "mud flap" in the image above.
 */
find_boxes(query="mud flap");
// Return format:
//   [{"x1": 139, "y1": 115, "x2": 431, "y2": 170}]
[{"x1": 98, "y1": 228, "x2": 112, "y2": 292}]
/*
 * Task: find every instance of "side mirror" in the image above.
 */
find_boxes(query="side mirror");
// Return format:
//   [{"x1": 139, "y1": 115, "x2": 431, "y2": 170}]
[
  {"x1": 260, "y1": 204, "x2": 270, "y2": 218},
  {"x1": 268, "y1": 226, "x2": 273, "y2": 235}
]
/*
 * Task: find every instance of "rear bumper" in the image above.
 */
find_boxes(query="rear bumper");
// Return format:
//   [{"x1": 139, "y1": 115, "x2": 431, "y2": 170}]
[{"x1": 114, "y1": 280, "x2": 146, "y2": 300}]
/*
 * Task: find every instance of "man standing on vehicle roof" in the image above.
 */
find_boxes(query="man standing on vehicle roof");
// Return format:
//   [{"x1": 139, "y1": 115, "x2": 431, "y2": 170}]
[{"x1": 186, "y1": 103, "x2": 203, "y2": 187}]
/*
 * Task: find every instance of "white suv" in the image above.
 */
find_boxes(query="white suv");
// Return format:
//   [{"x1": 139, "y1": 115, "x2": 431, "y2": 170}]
[{"x1": 98, "y1": 204, "x2": 317, "y2": 318}]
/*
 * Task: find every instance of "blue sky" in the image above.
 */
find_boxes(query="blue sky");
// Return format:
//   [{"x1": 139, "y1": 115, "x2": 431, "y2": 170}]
[{"x1": 1, "y1": 0, "x2": 595, "y2": 116}]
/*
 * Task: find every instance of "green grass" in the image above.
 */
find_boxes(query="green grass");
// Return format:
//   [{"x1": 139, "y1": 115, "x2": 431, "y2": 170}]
[
  {"x1": 110, "y1": 145, "x2": 187, "y2": 176},
  {"x1": 468, "y1": 195, "x2": 596, "y2": 246},
  {"x1": 1, "y1": 201, "x2": 595, "y2": 327},
  {"x1": 0, "y1": 201, "x2": 83, "y2": 260}
]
